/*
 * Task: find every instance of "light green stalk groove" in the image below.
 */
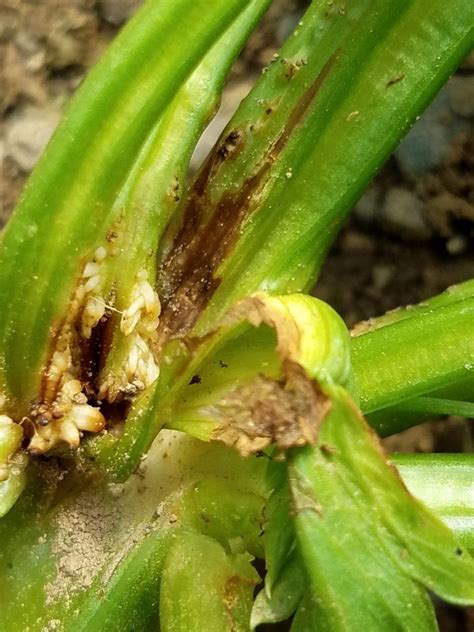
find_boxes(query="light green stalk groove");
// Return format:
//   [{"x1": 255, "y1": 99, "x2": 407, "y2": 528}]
[
  {"x1": 394, "y1": 454, "x2": 474, "y2": 551},
  {"x1": 389, "y1": 396, "x2": 474, "y2": 418}
]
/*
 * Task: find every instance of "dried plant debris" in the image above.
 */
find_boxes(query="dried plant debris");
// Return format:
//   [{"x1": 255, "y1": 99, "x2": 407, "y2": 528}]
[
  {"x1": 213, "y1": 362, "x2": 331, "y2": 456},
  {"x1": 177, "y1": 294, "x2": 344, "y2": 456}
]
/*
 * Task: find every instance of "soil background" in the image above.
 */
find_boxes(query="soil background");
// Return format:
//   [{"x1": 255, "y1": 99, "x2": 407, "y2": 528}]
[{"x1": 1, "y1": 1, "x2": 473, "y2": 630}]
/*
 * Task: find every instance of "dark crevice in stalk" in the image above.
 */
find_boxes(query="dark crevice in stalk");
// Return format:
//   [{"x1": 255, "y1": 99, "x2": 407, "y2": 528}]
[
  {"x1": 81, "y1": 313, "x2": 112, "y2": 397},
  {"x1": 157, "y1": 53, "x2": 338, "y2": 345},
  {"x1": 272, "y1": 51, "x2": 339, "y2": 156},
  {"x1": 25, "y1": 269, "x2": 133, "y2": 453}
]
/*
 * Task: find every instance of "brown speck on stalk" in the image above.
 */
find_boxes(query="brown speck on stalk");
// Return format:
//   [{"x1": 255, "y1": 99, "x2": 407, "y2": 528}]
[
  {"x1": 224, "y1": 574, "x2": 259, "y2": 630},
  {"x1": 168, "y1": 175, "x2": 181, "y2": 202},
  {"x1": 386, "y1": 73, "x2": 405, "y2": 88},
  {"x1": 282, "y1": 57, "x2": 307, "y2": 80},
  {"x1": 106, "y1": 225, "x2": 120, "y2": 243},
  {"x1": 350, "y1": 317, "x2": 377, "y2": 336},
  {"x1": 320, "y1": 442, "x2": 337, "y2": 455},
  {"x1": 324, "y1": 0, "x2": 335, "y2": 18},
  {"x1": 157, "y1": 53, "x2": 338, "y2": 346}
]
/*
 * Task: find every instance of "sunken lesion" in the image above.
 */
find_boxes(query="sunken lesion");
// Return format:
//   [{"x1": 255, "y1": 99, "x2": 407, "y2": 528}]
[
  {"x1": 27, "y1": 247, "x2": 110, "y2": 453},
  {"x1": 156, "y1": 126, "x2": 250, "y2": 345},
  {"x1": 223, "y1": 573, "x2": 259, "y2": 629},
  {"x1": 9, "y1": 247, "x2": 162, "y2": 454},
  {"x1": 212, "y1": 360, "x2": 332, "y2": 457},
  {"x1": 156, "y1": 53, "x2": 338, "y2": 347},
  {"x1": 6, "y1": 54, "x2": 339, "y2": 456}
]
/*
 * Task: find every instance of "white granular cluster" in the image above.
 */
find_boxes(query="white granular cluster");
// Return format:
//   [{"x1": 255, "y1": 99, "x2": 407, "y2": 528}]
[
  {"x1": 80, "y1": 246, "x2": 107, "y2": 339},
  {"x1": 120, "y1": 269, "x2": 161, "y2": 336},
  {"x1": 29, "y1": 345, "x2": 105, "y2": 453},
  {"x1": 26, "y1": 256, "x2": 161, "y2": 452},
  {"x1": 99, "y1": 270, "x2": 160, "y2": 403},
  {"x1": 28, "y1": 247, "x2": 109, "y2": 453}
]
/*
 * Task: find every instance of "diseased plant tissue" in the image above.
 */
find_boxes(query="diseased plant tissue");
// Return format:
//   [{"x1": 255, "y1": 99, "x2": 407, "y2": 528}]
[{"x1": 0, "y1": 1, "x2": 473, "y2": 631}]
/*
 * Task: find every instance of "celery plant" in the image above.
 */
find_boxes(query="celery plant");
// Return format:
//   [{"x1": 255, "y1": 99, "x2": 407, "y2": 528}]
[{"x1": 1, "y1": 1, "x2": 473, "y2": 630}]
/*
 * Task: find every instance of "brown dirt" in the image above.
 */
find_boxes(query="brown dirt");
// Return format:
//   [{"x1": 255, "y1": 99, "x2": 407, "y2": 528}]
[{"x1": 46, "y1": 485, "x2": 119, "y2": 607}]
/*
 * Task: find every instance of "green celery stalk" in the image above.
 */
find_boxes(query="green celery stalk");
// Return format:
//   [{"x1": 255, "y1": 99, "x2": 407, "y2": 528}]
[
  {"x1": 156, "y1": 0, "x2": 474, "y2": 342},
  {"x1": 351, "y1": 298, "x2": 474, "y2": 415},
  {"x1": 159, "y1": 532, "x2": 258, "y2": 632},
  {"x1": 0, "y1": 0, "x2": 256, "y2": 416},
  {"x1": 150, "y1": 291, "x2": 474, "y2": 629},
  {"x1": 0, "y1": 0, "x2": 270, "y2": 468},
  {"x1": 352, "y1": 278, "x2": 474, "y2": 335},
  {"x1": 89, "y1": 0, "x2": 474, "y2": 476},
  {"x1": 0, "y1": 435, "x2": 267, "y2": 630},
  {"x1": 287, "y1": 385, "x2": 474, "y2": 631}
]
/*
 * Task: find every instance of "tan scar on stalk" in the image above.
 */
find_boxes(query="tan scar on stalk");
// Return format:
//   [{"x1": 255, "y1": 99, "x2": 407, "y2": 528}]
[{"x1": 27, "y1": 250, "x2": 161, "y2": 454}]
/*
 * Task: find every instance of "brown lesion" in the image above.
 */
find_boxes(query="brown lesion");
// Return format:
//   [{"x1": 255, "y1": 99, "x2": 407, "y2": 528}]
[
  {"x1": 223, "y1": 576, "x2": 259, "y2": 632},
  {"x1": 156, "y1": 53, "x2": 339, "y2": 347},
  {"x1": 386, "y1": 73, "x2": 405, "y2": 88},
  {"x1": 24, "y1": 253, "x2": 123, "y2": 453},
  {"x1": 27, "y1": 284, "x2": 110, "y2": 453},
  {"x1": 281, "y1": 57, "x2": 308, "y2": 81},
  {"x1": 20, "y1": 53, "x2": 339, "y2": 454},
  {"x1": 212, "y1": 360, "x2": 332, "y2": 457},
  {"x1": 24, "y1": 241, "x2": 167, "y2": 453}
]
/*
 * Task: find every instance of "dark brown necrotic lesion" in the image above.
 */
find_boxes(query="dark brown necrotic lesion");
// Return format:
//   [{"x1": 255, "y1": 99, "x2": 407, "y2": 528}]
[
  {"x1": 156, "y1": 54, "x2": 338, "y2": 347},
  {"x1": 25, "y1": 54, "x2": 338, "y2": 453},
  {"x1": 26, "y1": 276, "x2": 117, "y2": 453},
  {"x1": 212, "y1": 360, "x2": 332, "y2": 456}
]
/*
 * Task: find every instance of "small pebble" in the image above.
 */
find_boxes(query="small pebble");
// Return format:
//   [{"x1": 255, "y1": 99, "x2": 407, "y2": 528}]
[
  {"x1": 447, "y1": 76, "x2": 474, "y2": 118},
  {"x1": 395, "y1": 90, "x2": 468, "y2": 176},
  {"x1": 354, "y1": 186, "x2": 382, "y2": 224},
  {"x1": 379, "y1": 187, "x2": 432, "y2": 241},
  {"x1": 99, "y1": 0, "x2": 141, "y2": 26},
  {"x1": 5, "y1": 106, "x2": 60, "y2": 172},
  {"x1": 446, "y1": 236, "x2": 468, "y2": 255}
]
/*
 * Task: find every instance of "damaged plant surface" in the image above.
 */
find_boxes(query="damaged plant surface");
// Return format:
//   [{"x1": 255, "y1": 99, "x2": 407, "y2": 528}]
[{"x1": 1, "y1": 1, "x2": 474, "y2": 631}]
